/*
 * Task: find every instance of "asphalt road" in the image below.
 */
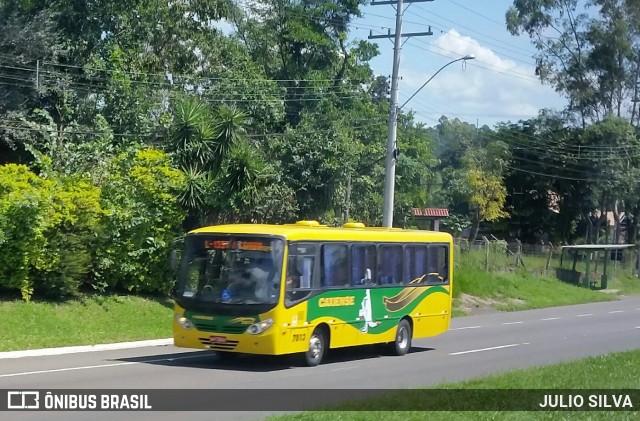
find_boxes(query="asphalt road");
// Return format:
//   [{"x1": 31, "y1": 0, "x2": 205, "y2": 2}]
[{"x1": 2, "y1": 296, "x2": 640, "y2": 420}]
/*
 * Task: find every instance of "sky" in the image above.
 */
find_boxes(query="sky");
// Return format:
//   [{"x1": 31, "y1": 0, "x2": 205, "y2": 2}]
[{"x1": 352, "y1": 0, "x2": 568, "y2": 128}]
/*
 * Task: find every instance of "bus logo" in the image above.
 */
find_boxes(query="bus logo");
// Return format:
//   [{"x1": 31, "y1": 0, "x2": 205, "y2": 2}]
[
  {"x1": 359, "y1": 289, "x2": 380, "y2": 333},
  {"x1": 383, "y1": 287, "x2": 424, "y2": 312},
  {"x1": 230, "y1": 317, "x2": 255, "y2": 325}
]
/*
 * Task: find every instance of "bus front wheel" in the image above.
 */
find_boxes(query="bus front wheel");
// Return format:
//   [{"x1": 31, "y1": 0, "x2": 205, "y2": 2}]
[
  {"x1": 304, "y1": 329, "x2": 327, "y2": 367},
  {"x1": 392, "y1": 319, "x2": 412, "y2": 356}
]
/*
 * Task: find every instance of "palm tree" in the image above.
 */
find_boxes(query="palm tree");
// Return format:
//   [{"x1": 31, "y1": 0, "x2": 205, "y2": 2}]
[
  {"x1": 169, "y1": 98, "x2": 256, "y2": 226},
  {"x1": 211, "y1": 104, "x2": 247, "y2": 170},
  {"x1": 170, "y1": 97, "x2": 216, "y2": 172}
]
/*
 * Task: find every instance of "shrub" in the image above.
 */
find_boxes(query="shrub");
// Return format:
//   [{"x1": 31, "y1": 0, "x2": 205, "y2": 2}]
[
  {"x1": 95, "y1": 148, "x2": 186, "y2": 293},
  {"x1": 0, "y1": 164, "x2": 52, "y2": 300},
  {"x1": 30, "y1": 176, "x2": 103, "y2": 297}
]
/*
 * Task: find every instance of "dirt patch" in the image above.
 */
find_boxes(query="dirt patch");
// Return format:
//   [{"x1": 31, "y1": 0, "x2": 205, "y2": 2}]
[{"x1": 455, "y1": 293, "x2": 524, "y2": 315}]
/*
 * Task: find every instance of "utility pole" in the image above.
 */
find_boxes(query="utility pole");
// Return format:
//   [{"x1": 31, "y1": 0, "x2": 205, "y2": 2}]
[{"x1": 369, "y1": 0, "x2": 433, "y2": 228}]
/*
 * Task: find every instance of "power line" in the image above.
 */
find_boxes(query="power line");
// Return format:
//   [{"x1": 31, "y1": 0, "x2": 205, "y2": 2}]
[
  {"x1": 0, "y1": 120, "x2": 388, "y2": 139},
  {"x1": 413, "y1": 4, "x2": 538, "y2": 61},
  {"x1": 448, "y1": 0, "x2": 508, "y2": 28},
  {"x1": 504, "y1": 164, "x2": 611, "y2": 183}
]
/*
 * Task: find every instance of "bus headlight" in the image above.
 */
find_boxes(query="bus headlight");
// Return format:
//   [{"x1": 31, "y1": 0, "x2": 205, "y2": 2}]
[
  {"x1": 246, "y1": 318, "x2": 273, "y2": 335},
  {"x1": 174, "y1": 313, "x2": 193, "y2": 329}
]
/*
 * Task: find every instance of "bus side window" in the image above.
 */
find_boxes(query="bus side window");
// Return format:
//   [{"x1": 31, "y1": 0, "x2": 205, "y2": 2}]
[
  {"x1": 352, "y1": 245, "x2": 376, "y2": 286},
  {"x1": 322, "y1": 244, "x2": 348, "y2": 287},
  {"x1": 286, "y1": 255, "x2": 313, "y2": 304},
  {"x1": 378, "y1": 245, "x2": 402, "y2": 285},
  {"x1": 427, "y1": 245, "x2": 449, "y2": 283},
  {"x1": 438, "y1": 246, "x2": 449, "y2": 282},
  {"x1": 404, "y1": 245, "x2": 427, "y2": 284}
]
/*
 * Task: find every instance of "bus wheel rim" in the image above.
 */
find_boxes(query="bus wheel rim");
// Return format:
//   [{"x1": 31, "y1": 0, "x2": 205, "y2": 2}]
[
  {"x1": 309, "y1": 336, "x2": 322, "y2": 359},
  {"x1": 398, "y1": 326, "x2": 408, "y2": 349}
]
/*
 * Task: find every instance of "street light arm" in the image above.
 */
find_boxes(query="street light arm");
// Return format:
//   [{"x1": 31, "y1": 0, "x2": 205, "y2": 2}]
[
  {"x1": 381, "y1": 53, "x2": 474, "y2": 228},
  {"x1": 399, "y1": 55, "x2": 475, "y2": 111}
]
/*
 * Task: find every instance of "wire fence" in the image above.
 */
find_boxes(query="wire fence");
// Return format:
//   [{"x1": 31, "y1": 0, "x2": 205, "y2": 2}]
[{"x1": 454, "y1": 237, "x2": 640, "y2": 287}]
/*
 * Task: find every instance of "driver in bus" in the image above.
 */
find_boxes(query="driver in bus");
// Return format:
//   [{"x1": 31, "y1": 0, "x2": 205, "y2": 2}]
[
  {"x1": 227, "y1": 256, "x2": 272, "y2": 302},
  {"x1": 286, "y1": 268, "x2": 303, "y2": 301}
]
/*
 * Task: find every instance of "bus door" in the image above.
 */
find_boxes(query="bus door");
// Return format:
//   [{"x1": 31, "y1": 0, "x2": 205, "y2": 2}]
[{"x1": 284, "y1": 243, "x2": 316, "y2": 352}]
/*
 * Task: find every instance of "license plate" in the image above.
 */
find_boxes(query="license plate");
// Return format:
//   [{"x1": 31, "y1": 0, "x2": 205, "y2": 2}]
[{"x1": 209, "y1": 336, "x2": 227, "y2": 343}]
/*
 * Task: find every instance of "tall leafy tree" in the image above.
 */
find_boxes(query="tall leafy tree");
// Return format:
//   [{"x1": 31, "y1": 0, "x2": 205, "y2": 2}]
[
  {"x1": 432, "y1": 116, "x2": 510, "y2": 241},
  {"x1": 234, "y1": 0, "x2": 369, "y2": 127},
  {"x1": 507, "y1": 0, "x2": 640, "y2": 127},
  {"x1": 498, "y1": 112, "x2": 590, "y2": 243},
  {"x1": 581, "y1": 117, "x2": 640, "y2": 242}
]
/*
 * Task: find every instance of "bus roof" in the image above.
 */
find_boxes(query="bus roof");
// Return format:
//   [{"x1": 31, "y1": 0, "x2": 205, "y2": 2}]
[{"x1": 189, "y1": 222, "x2": 453, "y2": 243}]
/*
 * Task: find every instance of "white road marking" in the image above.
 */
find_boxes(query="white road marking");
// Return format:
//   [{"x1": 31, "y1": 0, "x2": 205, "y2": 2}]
[
  {"x1": 449, "y1": 343, "x2": 526, "y2": 356},
  {"x1": 541, "y1": 317, "x2": 560, "y2": 321},
  {"x1": 502, "y1": 321, "x2": 524, "y2": 325},
  {"x1": 608, "y1": 310, "x2": 624, "y2": 314},
  {"x1": 576, "y1": 314, "x2": 593, "y2": 317},
  {"x1": 0, "y1": 338, "x2": 173, "y2": 360},
  {"x1": 451, "y1": 326, "x2": 482, "y2": 330},
  {"x1": 0, "y1": 354, "x2": 204, "y2": 378}
]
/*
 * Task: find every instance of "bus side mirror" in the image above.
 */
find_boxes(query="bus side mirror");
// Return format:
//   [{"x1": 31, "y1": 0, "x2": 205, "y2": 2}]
[{"x1": 170, "y1": 250, "x2": 178, "y2": 271}]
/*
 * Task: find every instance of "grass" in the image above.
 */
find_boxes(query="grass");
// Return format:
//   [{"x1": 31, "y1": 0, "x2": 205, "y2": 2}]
[
  {"x1": 267, "y1": 349, "x2": 640, "y2": 421},
  {"x1": 0, "y1": 295, "x2": 173, "y2": 352},
  {"x1": 454, "y1": 269, "x2": 615, "y2": 311},
  {"x1": 609, "y1": 273, "x2": 640, "y2": 296},
  {"x1": 451, "y1": 249, "x2": 623, "y2": 315},
  {"x1": 453, "y1": 266, "x2": 615, "y2": 313}
]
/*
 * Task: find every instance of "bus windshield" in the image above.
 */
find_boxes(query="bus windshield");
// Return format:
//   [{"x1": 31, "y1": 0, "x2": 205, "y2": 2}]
[{"x1": 175, "y1": 235, "x2": 284, "y2": 306}]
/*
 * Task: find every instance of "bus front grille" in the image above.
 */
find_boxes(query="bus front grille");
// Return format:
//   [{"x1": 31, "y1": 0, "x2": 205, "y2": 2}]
[
  {"x1": 192, "y1": 322, "x2": 247, "y2": 334},
  {"x1": 199, "y1": 338, "x2": 239, "y2": 351}
]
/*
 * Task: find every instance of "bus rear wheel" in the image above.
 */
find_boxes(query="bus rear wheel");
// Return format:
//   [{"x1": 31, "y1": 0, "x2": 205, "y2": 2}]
[
  {"x1": 304, "y1": 329, "x2": 327, "y2": 367},
  {"x1": 392, "y1": 319, "x2": 412, "y2": 356}
]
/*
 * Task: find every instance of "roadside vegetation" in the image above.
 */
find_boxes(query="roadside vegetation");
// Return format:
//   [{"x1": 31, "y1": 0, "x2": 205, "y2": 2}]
[
  {"x1": 0, "y1": 295, "x2": 172, "y2": 352},
  {"x1": 452, "y1": 249, "x2": 620, "y2": 315},
  {"x1": 2, "y1": 1, "x2": 640, "y2": 304},
  {"x1": 267, "y1": 349, "x2": 640, "y2": 420}
]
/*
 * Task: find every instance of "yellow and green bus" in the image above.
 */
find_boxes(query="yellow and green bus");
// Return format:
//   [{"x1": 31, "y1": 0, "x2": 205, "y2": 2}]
[{"x1": 172, "y1": 220, "x2": 453, "y2": 366}]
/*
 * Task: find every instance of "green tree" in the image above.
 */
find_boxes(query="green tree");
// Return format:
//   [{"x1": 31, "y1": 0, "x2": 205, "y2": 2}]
[
  {"x1": 581, "y1": 116, "x2": 640, "y2": 243},
  {"x1": 235, "y1": 0, "x2": 369, "y2": 127},
  {"x1": 467, "y1": 169, "x2": 509, "y2": 242},
  {"x1": 507, "y1": 0, "x2": 640, "y2": 127},
  {"x1": 498, "y1": 112, "x2": 588, "y2": 243},
  {"x1": 431, "y1": 116, "x2": 509, "y2": 240},
  {"x1": 394, "y1": 112, "x2": 438, "y2": 227},
  {"x1": 95, "y1": 148, "x2": 185, "y2": 293}
]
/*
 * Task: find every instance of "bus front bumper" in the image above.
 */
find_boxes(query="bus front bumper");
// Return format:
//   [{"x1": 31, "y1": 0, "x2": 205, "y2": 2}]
[{"x1": 173, "y1": 323, "x2": 280, "y2": 355}]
